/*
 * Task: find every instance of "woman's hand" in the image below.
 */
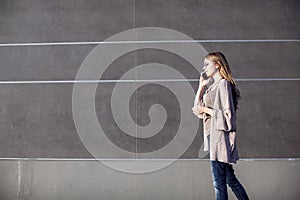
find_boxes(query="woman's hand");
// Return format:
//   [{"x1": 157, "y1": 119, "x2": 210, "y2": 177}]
[
  {"x1": 192, "y1": 104, "x2": 205, "y2": 116},
  {"x1": 192, "y1": 104, "x2": 214, "y2": 116}
]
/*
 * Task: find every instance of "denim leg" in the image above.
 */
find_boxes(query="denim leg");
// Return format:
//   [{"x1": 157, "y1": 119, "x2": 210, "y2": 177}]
[
  {"x1": 225, "y1": 164, "x2": 250, "y2": 200},
  {"x1": 210, "y1": 161, "x2": 228, "y2": 200}
]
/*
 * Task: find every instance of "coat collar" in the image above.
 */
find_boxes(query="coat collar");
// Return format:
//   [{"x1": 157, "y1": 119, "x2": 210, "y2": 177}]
[{"x1": 207, "y1": 76, "x2": 223, "y2": 91}]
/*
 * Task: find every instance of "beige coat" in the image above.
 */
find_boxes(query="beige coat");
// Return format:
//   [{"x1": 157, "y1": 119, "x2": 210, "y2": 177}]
[{"x1": 196, "y1": 78, "x2": 239, "y2": 164}]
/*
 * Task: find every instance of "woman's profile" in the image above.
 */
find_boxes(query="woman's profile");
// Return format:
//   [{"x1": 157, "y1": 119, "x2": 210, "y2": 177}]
[{"x1": 192, "y1": 52, "x2": 250, "y2": 200}]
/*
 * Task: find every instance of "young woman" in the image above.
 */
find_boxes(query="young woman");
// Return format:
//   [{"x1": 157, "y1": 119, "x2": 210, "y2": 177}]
[{"x1": 192, "y1": 52, "x2": 250, "y2": 200}]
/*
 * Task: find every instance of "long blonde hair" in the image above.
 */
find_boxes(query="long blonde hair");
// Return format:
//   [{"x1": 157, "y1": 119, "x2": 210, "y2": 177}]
[{"x1": 204, "y1": 52, "x2": 241, "y2": 111}]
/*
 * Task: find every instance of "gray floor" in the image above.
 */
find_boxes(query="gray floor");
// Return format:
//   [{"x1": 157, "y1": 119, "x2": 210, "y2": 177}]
[{"x1": 0, "y1": 159, "x2": 299, "y2": 200}]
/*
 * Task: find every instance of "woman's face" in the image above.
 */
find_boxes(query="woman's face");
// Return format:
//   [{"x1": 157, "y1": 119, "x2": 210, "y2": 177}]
[{"x1": 203, "y1": 58, "x2": 218, "y2": 77}]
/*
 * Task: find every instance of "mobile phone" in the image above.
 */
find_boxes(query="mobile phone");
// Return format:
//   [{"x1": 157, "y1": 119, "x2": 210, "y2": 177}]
[{"x1": 201, "y1": 71, "x2": 209, "y2": 80}]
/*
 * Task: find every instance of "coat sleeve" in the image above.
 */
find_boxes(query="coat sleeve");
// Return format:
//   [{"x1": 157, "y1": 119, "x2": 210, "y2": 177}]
[{"x1": 212, "y1": 80, "x2": 236, "y2": 132}]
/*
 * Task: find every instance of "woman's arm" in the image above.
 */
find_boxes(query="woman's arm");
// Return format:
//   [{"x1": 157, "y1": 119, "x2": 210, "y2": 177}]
[
  {"x1": 203, "y1": 107, "x2": 214, "y2": 116},
  {"x1": 193, "y1": 85, "x2": 206, "y2": 107},
  {"x1": 193, "y1": 86, "x2": 205, "y2": 118},
  {"x1": 193, "y1": 84, "x2": 207, "y2": 118}
]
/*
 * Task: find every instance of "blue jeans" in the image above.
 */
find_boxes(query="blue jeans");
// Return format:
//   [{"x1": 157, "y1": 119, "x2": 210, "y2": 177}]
[{"x1": 210, "y1": 160, "x2": 249, "y2": 200}]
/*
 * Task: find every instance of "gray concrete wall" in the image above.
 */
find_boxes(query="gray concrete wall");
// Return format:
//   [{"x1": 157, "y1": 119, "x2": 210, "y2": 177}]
[{"x1": 0, "y1": 0, "x2": 299, "y2": 199}]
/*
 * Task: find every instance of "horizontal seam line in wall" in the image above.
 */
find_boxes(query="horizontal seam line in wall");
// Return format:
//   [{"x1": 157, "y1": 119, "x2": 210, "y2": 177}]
[
  {"x1": 0, "y1": 158, "x2": 299, "y2": 161},
  {"x1": 0, "y1": 39, "x2": 300, "y2": 46},
  {"x1": 0, "y1": 78, "x2": 299, "y2": 84}
]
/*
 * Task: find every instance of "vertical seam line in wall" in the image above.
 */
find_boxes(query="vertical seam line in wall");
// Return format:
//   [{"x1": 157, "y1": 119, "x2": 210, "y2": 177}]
[
  {"x1": 17, "y1": 160, "x2": 21, "y2": 198},
  {"x1": 134, "y1": 0, "x2": 137, "y2": 159}
]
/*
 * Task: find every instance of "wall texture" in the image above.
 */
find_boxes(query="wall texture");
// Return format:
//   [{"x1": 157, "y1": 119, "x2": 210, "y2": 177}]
[{"x1": 0, "y1": 0, "x2": 299, "y2": 199}]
